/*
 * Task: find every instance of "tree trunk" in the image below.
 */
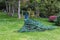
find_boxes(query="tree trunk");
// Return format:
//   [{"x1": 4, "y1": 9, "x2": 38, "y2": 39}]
[
  {"x1": 8, "y1": 3, "x2": 12, "y2": 16},
  {"x1": 18, "y1": 0, "x2": 21, "y2": 19},
  {"x1": 12, "y1": 5, "x2": 15, "y2": 16},
  {"x1": 5, "y1": 1, "x2": 8, "y2": 13}
]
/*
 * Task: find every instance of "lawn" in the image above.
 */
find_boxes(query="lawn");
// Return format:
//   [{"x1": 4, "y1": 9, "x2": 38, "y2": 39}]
[{"x1": 0, "y1": 12, "x2": 60, "y2": 40}]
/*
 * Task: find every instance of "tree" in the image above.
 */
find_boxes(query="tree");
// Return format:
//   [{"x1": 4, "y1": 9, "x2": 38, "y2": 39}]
[
  {"x1": 38, "y1": 0, "x2": 60, "y2": 17},
  {"x1": 18, "y1": 0, "x2": 21, "y2": 19},
  {"x1": 5, "y1": 0, "x2": 9, "y2": 13}
]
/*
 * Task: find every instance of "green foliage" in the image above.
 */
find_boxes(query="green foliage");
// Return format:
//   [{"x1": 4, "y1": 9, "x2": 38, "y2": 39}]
[
  {"x1": 20, "y1": 0, "x2": 60, "y2": 18},
  {"x1": 0, "y1": 0, "x2": 6, "y2": 10},
  {"x1": 39, "y1": 0, "x2": 60, "y2": 17},
  {"x1": 55, "y1": 16, "x2": 60, "y2": 26},
  {"x1": 21, "y1": 0, "x2": 60, "y2": 17}
]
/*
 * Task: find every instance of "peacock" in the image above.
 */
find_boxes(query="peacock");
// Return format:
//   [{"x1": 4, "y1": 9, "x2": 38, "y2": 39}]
[{"x1": 18, "y1": 19, "x2": 57, "y2": 32}]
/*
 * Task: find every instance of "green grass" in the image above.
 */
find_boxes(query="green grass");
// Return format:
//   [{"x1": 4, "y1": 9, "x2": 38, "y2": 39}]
[{"x1": 0, "y1": 12, "x2": 60, "y2": 40}]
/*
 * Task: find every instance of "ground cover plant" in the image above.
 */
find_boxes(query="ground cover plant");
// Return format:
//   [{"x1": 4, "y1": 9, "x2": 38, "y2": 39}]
[{"x1": 55, "y1": 16, "x2": 60, "y2": 26}]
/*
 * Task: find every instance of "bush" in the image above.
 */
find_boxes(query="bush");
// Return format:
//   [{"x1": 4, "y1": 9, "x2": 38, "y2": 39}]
[
  {"x1": 49, "y1": 16, "x2": 57, "y2": 22},
  {"x1": 39, "y1": 0, "x2": 60, "y2": 17},
  {"x1": 55, "y1": 16, "x2": 60, "y2": 26}
]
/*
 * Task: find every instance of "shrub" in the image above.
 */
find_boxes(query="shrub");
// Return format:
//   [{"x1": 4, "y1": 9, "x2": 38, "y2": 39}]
[
  {"x1": 49, "y1": 16, "x2": 57, "y2": 22},
  {"x1": 55, "y1": 16, "x2": 60, "y2": 26},
  {"x1": 39, "y1": 0, "x2": 60, "y2": 17}
]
